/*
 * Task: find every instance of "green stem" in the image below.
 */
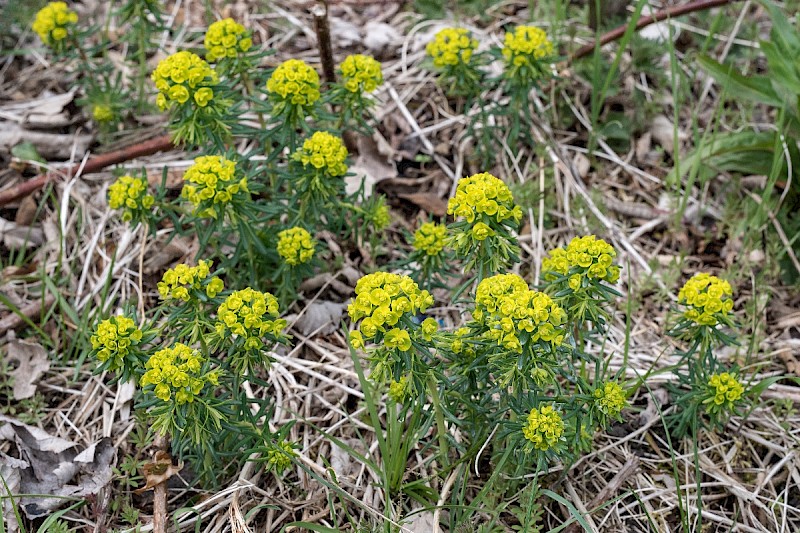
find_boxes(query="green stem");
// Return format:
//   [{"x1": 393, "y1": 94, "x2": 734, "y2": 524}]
[
  {"x1": 427, "y1": 372, "x2": 449, "y2": 468},
  {"x1": 70, "y1": 37, "x2": 99, "y2": 93},
  {"x1": 241, "y1": 70, "x2": 266, "y2": 130}
]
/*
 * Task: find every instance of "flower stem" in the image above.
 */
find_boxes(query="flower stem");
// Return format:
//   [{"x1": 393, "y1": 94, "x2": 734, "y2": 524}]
[
  {"x1": 241, "y1": 70, "x2": 266, "y2": 130},
  {"x1": 427, "y1": 372, "x2": 449, "y2": 468}
]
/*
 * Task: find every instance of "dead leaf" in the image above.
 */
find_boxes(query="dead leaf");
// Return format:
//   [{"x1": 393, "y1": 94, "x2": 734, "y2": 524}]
[
  {"x1": 397, "y1": 191, "x2": 448, "y2": 217},
  {"x1": 298, "y1": 273, "x2": 354, "y2": 296},
  {"x1": 330, "y1": 438, "x2": 362, "y2": 481},
  {"x1": 363, "y1": 21, "x2": 401, "y2": 56},
  {"x1": 14, "y1": 195, "x2": 39, "y2": 226},
  {"x1": 635, "y1": 131, "x2": 652, "y2": 162},
  {"x1": 0, "y1": 123, "x2": 93, "y2": 159},
  {"x1": 778, "y1": 349, "x2": 800, "y2": 376},
  {"x1": 776, "y1": 342, "x2": 800, "y2": 377},
  {"x1": 637, "y1": 388, "x2": 669, "y2": 428},
  {"x1": 402, "y1": 508, "x2": 437, "y2": 533},
  {"x1": 339, "y1": 266, "x2": 362, "y2": 287},
  {"x1": 0, "y1": 416, "x2": 114, "y2": 519},
  {"x1": 144, "y1": 236, "x2": 194, "y2": 274},
  {"x1": 330, "y1": 17, "x2": 361, "y2": 48},
  {"x1": 146, "y1": 167, "x2": 185, "y2": 189},
  {"x1": 0, "y1": 217, "x2": 44, "y2": 250},
  {"x1": 288, "y1": 301, "x2": 347, "y2": 337},
  {"x1": 347, "y1": 133, "x2": 397, "y2": 197},
  {"x1": 0, "y1": 89, "x2": 76, "y2": 127},
  {"x1": 135, "y1": 450, "x2": 183, "y2": 494},
  {"x1": 640, "y1": 5, "x2": 680, "y2": 42},
  {"x1": 6, "y1": 339, "x2": 49, "y2": 400},
  {"x1": 650, "y1": 115, "x2": 687, "y2": 155},
  {"x1": 1, "y1": 261, "x2": 39, "y2": 280},
  {"x1": 0, "y1": 452, "x2": 25, "y2": 533},
  {"x1": 574, "y1": 152, "x2": 591, "y2": 180}
]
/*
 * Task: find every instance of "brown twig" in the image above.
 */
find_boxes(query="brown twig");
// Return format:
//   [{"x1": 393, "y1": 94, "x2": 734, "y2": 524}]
[
  {"x1": 571, "y1": 0, "x2": 738, "y2": 61},
  {"x1": 134, "y1": 446, "x2": 181, "y2": 532},
  {"x1": 153, "y1": 482, "x2": 167, "y2": 533},
  {"x1": 0, "y1": 134, "x2": 175, "y2": 207},
  {"x1": 312, "y1": 1, "x2": 337, "y2": 85}
]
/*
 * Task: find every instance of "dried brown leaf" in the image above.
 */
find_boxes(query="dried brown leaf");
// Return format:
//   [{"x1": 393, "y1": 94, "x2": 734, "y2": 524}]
[
  {"x1": 397, "y1": 191, "x2": 448, "y2": 217},
  {"x1": 0, "y1": 417, "x2": 114, "y2": 519},
  {"x1": 347, "y1": 133, "x2": 397, "y2": 197},
  {"x1": 0, "y1": 217, "x2": 44, "y2": 250},
  {"x1": 14, "y1": 195, "x2": 39, "y2": 226},
  {"x1": 289, "y1": 301, "x2": 348, "y2": 336},
  {"x1": 135, "y1": 450, "x2": 183, "y2": 494},
  {"x1": 6, "y1": 338, "x2": 49, "y2": 400}
]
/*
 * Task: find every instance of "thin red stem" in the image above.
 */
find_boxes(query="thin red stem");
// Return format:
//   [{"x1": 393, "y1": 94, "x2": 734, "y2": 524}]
[
  {"x1": 0, "y1": 134, "x2": 174, "y2": 206},
  {"x1": 571, "y1": 0, "x2": 738, "y2": 62}
]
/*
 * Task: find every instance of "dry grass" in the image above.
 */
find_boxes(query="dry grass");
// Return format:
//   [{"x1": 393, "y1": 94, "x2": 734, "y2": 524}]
[{"x1": 1, "y1": 0, "x2": 799, "y2": 531}]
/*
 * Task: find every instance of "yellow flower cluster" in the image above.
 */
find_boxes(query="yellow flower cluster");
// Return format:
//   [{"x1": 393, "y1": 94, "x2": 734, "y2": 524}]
[
  {"x1": 522, "y1": 405, "x2": 564, "y2": 451},
  {"x1": 542, "y1": 235, "x2": 620, "y2": 291},
  {"x1": 371, "y1": 203, "x2": 391, "y2": 231},
  {"x1": 384, "y1": 328, "x2": 412, "y2": 351},
  {"x1": 32, "y1": 2, "x2": 78, "y2": 46},
  {"x1": 182, "y1": 156, "x2": 248, "y2": 217},
  {"x1": 266, "y1": 59, "x2": 320, "y2": 107},
  {"x1": 678, "y1": 273, "x2": 734, "y2": 326},
  {"x1": 157, "y1": 260, "x2": 224, "y2": 301},
  {"x1": 426, "y1": 28, "x2": 478, "y2": 68},
  {"x1": 502, "y1": 25, "x2": 554, "y2": 67},
  {"x1": 265, "y1": 440, "x2": 295, "y2": 473},
  {"x1": 594, "y1": 382, "x2": 626, "y2": 417},
  {"x1": 474, "y1": 273, "x2": 528, "y2": 314},
  {"x1": 293, "y1": 131, "x2": 348, "y2": 177},
  {"x1": 388, "y1": 376, "x2": 409, "y2": 402},
  {"x1": 447, "y1": 172, "x2": 523, "y2": 226},
  {"x1": 151, "y1": 51, "x2": 218, "y2": 111},
  {"x1": 474, "y1": 273, "x2": 567, "y2": 352},
  {"x1": 706, "y1": 372, "x2": 744, "y2": 412},
  {"x1": 91, "y1": 316, "x2": 142, "y2": 369},
  {"x1": 413, "y1": 222, "x2": 448, "y2": 256},
  {"x1": 450, "y1": 327, "x2": 474, "y2": 358},
  {"x1": 421, "y1": 317, "x2": 438, "y2": 341},
  {"x1": 277, "y1": 227, "x2": 315, "y2": 266},
  {"x1": 340, "y1": 54, "x2": 383, "y2": 93},
  {"x1": 140, "y1": 343, "x2": 219, "y2": 404},
  {"x1": 349, "y1": 330, "x2": 365, "y2": 350},
  {"x1": 215, "y1": 288, "x2": 286, "y2": 350},
  {"x1": 108, "y1": 175, "x2": 155, "y2": 222},
  {"x1": 92, "y1": 104, "x2": 114, "y2": 122},
  {"x1": 204, "y1": 18, "x2": 252, "y2": 62},
  {"x1": 348, "y1": 272, "x2": 434, "y2": 342}
]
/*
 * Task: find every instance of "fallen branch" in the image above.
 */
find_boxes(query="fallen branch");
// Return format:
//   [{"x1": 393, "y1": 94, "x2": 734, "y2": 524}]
[
  {"x1": 0, "y1": 134, "x2": 175, "y2": 207},
  {"x1": 571, "y1": 0, "x2": 738, "y2": 61}
]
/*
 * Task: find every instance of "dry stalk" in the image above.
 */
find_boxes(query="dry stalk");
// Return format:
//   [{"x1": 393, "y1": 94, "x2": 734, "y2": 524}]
[{"x1": 312, "y1": 1, "x2": 336, "y2": 85}]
